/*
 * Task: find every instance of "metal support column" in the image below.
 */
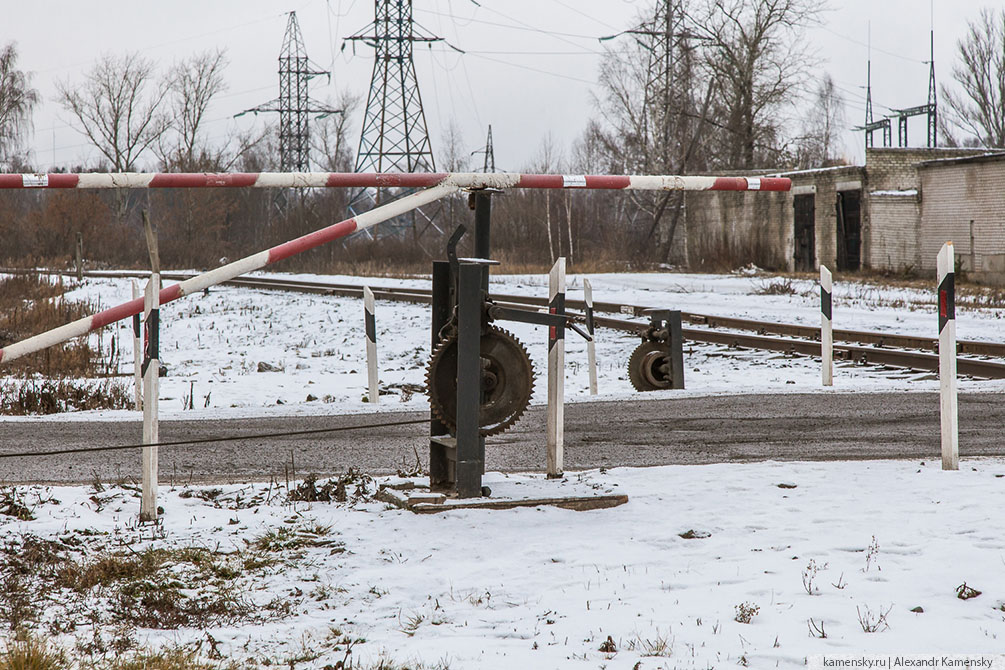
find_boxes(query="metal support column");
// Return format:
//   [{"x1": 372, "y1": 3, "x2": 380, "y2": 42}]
[
  {"x1": 645, "y1": 309, "x2": 685, "y2": 390},
  {"x1": 455, "y1": 262, "x2": 486, "y2": 497},
  {"x1": 472, "y1": 191, "x2": 492, "y2": 290},
  {"x1": 429, "y1": 261, "x2": 452, "y2": 489}
]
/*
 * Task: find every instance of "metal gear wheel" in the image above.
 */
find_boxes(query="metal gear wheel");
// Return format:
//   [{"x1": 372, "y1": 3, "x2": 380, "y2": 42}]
[
  {"x1": 628, "y1": 340, "x2": 674, "y2": 391},
  {"x1": 425, "y1": 325, "x2": 534, "y2": 436}
]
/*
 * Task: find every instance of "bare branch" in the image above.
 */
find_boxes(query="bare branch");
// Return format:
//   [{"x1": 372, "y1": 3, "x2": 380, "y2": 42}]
[{"x1": 56, "y1": 52, "x2": 170, "y2": 171}]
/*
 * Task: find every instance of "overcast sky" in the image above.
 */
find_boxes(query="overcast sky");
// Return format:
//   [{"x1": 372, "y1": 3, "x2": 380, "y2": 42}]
[{"x1": 4, "y1": 0, "x2": 992, "y2": 173}]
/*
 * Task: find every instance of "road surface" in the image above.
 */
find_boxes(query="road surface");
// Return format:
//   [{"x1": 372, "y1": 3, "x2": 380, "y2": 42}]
[{"x1": 2, "y1": 392, "x2": 1002, "y2": 484}]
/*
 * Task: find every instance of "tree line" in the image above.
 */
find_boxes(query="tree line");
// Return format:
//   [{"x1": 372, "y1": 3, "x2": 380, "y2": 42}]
[{"x1": 2, "y1": 2, "x2": 1005, "y2": 273}]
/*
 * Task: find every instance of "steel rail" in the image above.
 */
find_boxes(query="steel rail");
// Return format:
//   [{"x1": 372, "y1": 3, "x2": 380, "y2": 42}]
[{"x1": 15, "y1": 269, "x2": 1005, "y2": 379}]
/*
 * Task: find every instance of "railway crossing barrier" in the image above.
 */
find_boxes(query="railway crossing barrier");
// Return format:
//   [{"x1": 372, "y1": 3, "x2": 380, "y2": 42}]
[
  {"x1": 937, "y1": 242, "x2": 959, "y2": 471},
  {"x1": 0, "y1": 170, "x2": 789, "y2": 510}
]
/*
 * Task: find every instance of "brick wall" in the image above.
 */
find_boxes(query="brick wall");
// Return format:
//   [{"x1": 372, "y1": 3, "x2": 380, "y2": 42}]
[
  {"x1": 920, "y1": 157, "x2": 1005, "y2": 284},
  {"x1": 863, "y1": 148, "x2": 988, "y2": 274},
  {"x1": 868, "y1": 194, "x2": 920, "y2": 272},
  {"x1": 866, "y1": 148, "x2": 987, "y2": 192}
]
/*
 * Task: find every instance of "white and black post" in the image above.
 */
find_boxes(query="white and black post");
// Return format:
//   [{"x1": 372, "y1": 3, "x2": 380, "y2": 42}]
[
  {"x1": 364, "y1": 286, "x2": 379, "y2": 404},
  {"x1": 141, "y1": 273, "x2": 161, "y2": 521},
  {"x1": 547, "y1": 257, "x2": 566, "y2": 478},
  {"x1": 937, "y1": 242, "x2": 959, "y2": 471},
  {"x1": 131, "y1": 279, "x2": 142, "y2": 410},
  {"x1": 584, "y1": 278, "x2": 598, "y2": 395},
  {"x1": 820, "y1": 265, "x2": 833, "y2": 386}
]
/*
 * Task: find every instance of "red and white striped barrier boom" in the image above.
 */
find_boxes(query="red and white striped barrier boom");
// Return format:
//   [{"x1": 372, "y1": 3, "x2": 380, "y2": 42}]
[
  {"x1": 0, "y1": 171, "x2": 790, "y2": 192},
  {"x1": 0, "y1": 172, "x2": 790, "y2": 366},
  {"x1": 0, "y1": 183, "x2": 453, "y2": 365}
]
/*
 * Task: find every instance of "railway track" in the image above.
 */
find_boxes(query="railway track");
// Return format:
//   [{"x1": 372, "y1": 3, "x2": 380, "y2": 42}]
[{"x1": 11, "y1": 268, "x2": 1005, "y2": 379}]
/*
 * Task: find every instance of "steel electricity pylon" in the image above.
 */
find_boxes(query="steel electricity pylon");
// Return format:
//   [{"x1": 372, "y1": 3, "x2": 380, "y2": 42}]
[
  {"x1": 344, "y1": 1, "x2": 448, "y2": 242},
  {"x1": 346, "y1": 0, "x2": 441, "y2": 175},
  {"x1": 238, "y1": 12, "x2": 341, "y2": 173}
]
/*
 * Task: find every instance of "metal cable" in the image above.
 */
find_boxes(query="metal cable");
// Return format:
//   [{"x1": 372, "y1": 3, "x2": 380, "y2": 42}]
[{"x1": 0, "y1": 417, "x2": 429, "y2": 460}]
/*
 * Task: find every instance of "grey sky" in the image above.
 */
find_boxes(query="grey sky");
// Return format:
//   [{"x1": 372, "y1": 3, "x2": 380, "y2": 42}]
[{"x1": 4, "y1": 0, "x2": 992, "y2": 173}]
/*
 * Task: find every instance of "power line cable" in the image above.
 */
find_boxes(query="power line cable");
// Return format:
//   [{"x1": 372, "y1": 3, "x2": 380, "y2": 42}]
[{"x1": 0, "y1": 417, "x2": 429, "y2": 461}]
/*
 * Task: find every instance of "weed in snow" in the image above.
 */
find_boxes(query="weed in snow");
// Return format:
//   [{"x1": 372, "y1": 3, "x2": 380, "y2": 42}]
[
  {"x1": 856, "y1": 604, "x2": 892, "y2": 633},
  {"x1": 734, "y1": 602, "x2": 760, "y2": 624},
  {"x1": 864, "y1": 535, "x2": 881, "y2": 572},
  {"x1": 801, "y1": 559, "x2": 828, "y2": 595}
]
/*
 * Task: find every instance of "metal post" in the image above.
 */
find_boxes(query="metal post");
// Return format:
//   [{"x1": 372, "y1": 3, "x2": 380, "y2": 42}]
[
  {"x1": 75, "y1": 232, "x2": 83, "y2": 281},
  {"x1": 141, "y1": 210, "x2": 160, "y2": 522},
  {"x1": 141, "y1": 273, "x2": 160, "y2": 521},
  {"x1": 547, "y1": 257, "x2": 566, "y2": 478},
  {"x1": 131, "y1": 279, "x2": 142, "y2": 411},
  {"x1": 363, "y1": 287, "x2": 379, "y2": 404},
  {"x1": 937, "y1": 242, "x2": 959, "y2": 471},
  {"x1": 429, "y1": 261, "x2": 452, "y2": 489},
  {"x1": 455, "y1": 262, "x2": 486, "y2": 497},
  {"x1": 584, "y1": 278, "x2": 598, "y2": 395},
  {"x1": 473, "y1": 191, "x2": 492, "y2": 291},
  {"x1": 821, "y1": 265, "x2": 833, "y2": 386},
  {"x1": 668, "y1": 310, "x2": 685, "y2": 389}
]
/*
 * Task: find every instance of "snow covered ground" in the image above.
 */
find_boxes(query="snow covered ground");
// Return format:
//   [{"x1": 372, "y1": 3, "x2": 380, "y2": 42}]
[
  {"x1": 2, "y1": 269, "x2": 1005, "y2": 667},
  {"x1": 5, "y1": 268, "x2": 1005, "y2": 422},
  {"x1": 4, "y1": 461, "x2": 1005, "y2": 667}
]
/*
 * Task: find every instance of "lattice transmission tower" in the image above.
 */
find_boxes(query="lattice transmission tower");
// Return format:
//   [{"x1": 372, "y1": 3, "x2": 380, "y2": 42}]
[
  {"x1": 344, "y1": 0, "x2": 447, "y2": 240},
  {"x1": 347, "y1": 0, "x2": 441, "y2": 175},
  {"x1": 471, "y1": 125, "x2": 496, "y2": 173},
  {"x1": 239, "y1": 12, "x2": 341, "y2": 173}
]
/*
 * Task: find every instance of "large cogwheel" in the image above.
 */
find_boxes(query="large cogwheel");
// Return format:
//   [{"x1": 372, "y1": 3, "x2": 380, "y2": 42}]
[
  {"x1": 628, "y1": 340, "x2": 674, "y2": 391},
  {"x1": 425, "y1": 325, "x2": 535, "y2": 436}
]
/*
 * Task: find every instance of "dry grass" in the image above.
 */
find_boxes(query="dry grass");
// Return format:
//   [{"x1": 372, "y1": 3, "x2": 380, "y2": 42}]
[
  {"x1": 0, "y1": 273, "x2": 110, "y2": 377},
  {"x1": 0, "y1": 273, "x2": 133, "y2": 415},
  {"x1": 0, "y1": 633, "x2": 67, "y2": 670},
  {"x1": 0, "y1": 378, "x2": 132, "y2": 415}
]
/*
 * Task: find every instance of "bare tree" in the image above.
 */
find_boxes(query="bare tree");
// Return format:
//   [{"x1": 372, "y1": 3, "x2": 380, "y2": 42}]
[
  {"x1": 313, "y1": 90, "x2": 359, "y2": 173},
  {"x1": 593, "y1": 0, "x2": 715, "y2": 261},
  {"x1": 161, "y1": 49, "x2": 228, "y2": 171},
  {"x1": 0, "y1": 42, "x2": 39, "y2": 168},
  {"x1": 56, "y1": 52, "x2": 170, "y2": 171},
  {"x1": 691, "y1": 0, "x2": 824, "y2": 168},
  {"x1": 796, "y1": 73, "x2": 846, "y2": 168},
  {"x1": 942, "y1": 8, "x2": 1005, "y2": 147}
]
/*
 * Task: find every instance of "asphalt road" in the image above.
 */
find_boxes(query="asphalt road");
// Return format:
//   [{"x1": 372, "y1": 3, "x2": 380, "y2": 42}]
[{"x1": 1, "y1": 392, "x2": 1002, "y2": 484}]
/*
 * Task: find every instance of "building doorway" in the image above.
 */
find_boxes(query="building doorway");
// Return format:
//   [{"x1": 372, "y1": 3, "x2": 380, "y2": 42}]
[
  {"x1": 836, "y1": 190, "x2": 862, "y2": 271},
  {"x1": 793, "y1": 193, "x2": 815, "y2": 271}
]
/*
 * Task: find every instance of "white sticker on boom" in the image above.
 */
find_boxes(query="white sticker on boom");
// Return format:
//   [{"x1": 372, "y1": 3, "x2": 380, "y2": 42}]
[
  {"x1": 746, "y1": 177, "x2": 761, "y2": 191},
  {"x1": 620, "y1": 305, "x2": 635, "y2": 315},
  {"x1": 22, "y1": 174, "x2": 48, "y2": 188},
  {"x1": 563, "y1": 175, "x2": 587, "y2": 188}
]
